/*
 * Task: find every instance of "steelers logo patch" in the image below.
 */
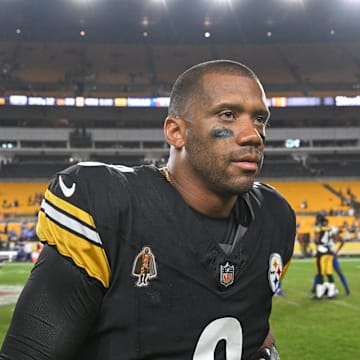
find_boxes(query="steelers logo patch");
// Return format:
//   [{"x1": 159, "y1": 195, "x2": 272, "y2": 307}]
[{"x1": 268, "y1": 253, "x2": 283, "y2": 293}]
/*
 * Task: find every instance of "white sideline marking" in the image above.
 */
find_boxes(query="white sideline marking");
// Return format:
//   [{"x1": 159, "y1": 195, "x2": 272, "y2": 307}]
[
  {"x1": 274, "y1": 297, "x2": 302, "y2": 307},
  {"x1": 330, "y1": 300, "x2": 360, "y2": 312},
  {"x1": 0, "y1": 285, "x2": 23, "y2": 306}
]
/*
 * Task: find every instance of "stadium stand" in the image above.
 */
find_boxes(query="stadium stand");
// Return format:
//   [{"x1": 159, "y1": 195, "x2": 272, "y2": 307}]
[
  {"x1": 0, "y1": 3, "x2": 359, "y2": 259},
  {"x1": 266, "y1": 180, "x2": 360, "y2": 256},
  {"x1": 152, "y1": 44, "x2": 214, "y2": 86},
  {"x1": 278, "y1": 42, "x2": 359, "y2": 95},
  {"x1": 1, "y1": 40, "x2": 360, "y2": 98},
  {"x1": 266, "y1": 181, "x2": 360, "y2": 214},
  {"x1": 0, "y1": 182, "x2": 47, "y2": 216}
]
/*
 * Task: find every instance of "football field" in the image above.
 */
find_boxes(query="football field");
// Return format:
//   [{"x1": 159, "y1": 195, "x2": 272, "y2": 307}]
[
  {"x1": 0, "y1": 258, "x2": 359, "y2": 358},
  {"x1": 271, "y1": 257, "x2": 360, "y2": 359}
]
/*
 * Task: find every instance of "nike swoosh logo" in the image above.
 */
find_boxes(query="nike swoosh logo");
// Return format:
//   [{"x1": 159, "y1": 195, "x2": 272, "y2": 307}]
[{"x1": 59, "y1": 175, "x2": 76, "y2": 197}]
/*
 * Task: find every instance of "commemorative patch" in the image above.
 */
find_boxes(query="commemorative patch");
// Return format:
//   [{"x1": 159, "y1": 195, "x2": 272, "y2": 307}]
[
  {"x1": 132, "y1": 246, "x2": 157, "y2": 287},
  {"x1": 220, "y1": 262, "x2": 235, "y2": 287},
  {"x1": 268, "y1": 253, "x2": 283, "y2": 293}
]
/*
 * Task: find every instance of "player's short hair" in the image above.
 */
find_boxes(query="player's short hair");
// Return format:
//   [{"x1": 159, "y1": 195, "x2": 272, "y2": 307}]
[
  {"x1": 168, "y1": 59, "x2": 260, "y2": 117},
  {"x1": 316, "y1": 214, "x2": 328, "y2": 225}
]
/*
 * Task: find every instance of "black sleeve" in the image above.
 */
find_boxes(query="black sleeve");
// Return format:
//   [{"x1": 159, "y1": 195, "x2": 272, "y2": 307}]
[{"x1": 0, "y1": 245, "x2": 105, "y2": 360}]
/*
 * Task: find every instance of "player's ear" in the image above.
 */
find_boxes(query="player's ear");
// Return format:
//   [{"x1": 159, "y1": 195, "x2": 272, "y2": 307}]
[{"x1": 164, "y1": 115, "x2": 186, "y2": 150}]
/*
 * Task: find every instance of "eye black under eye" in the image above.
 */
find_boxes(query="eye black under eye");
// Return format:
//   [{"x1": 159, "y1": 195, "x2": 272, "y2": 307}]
[{"x1": 210, "y1": 128, "x2": 234, "y2": 138}]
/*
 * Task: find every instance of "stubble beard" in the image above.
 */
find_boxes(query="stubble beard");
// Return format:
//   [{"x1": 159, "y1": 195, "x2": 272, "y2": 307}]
[{"x1": 185, "y1": 134, "x2": 259, "y2": 196}]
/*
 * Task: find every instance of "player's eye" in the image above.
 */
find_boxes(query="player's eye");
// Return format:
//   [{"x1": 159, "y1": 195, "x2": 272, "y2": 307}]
[
  {"x1": 254, "y1": 114, "x2": 270, "y2": 128},
  {"x1": 255, "y1": 115, "x2": 267, "y2": 124},
  {"x1": 219, "y1": 111, "x2": 235, "y2": 121}
]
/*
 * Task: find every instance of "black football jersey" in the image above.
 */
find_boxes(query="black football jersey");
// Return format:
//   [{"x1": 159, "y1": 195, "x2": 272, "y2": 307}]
[
  {"x1": 36, "y1": 162, "x2": 296, "y2": 360},
  {"x1": 314, "y1": 225, "x2": 334, "y2": 254}
]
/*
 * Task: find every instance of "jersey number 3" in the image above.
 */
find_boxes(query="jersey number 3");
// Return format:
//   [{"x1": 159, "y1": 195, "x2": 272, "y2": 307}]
[{"x1": 193, "y1": 317, "x2": 243, "y2": 359}]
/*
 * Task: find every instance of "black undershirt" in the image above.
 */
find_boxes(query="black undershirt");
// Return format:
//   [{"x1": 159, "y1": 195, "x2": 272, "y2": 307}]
[{"x1": 196, "y1": 197, "x2": 251, "y2": 255}]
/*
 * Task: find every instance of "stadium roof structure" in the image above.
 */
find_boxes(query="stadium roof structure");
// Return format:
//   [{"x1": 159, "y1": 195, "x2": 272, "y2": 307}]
[
  {"x1": 1, "y1": 0, "x2": 360, "y2": 98},
  {"x1": 0, "y1": 0, "x2": 360, "y2": 44}
]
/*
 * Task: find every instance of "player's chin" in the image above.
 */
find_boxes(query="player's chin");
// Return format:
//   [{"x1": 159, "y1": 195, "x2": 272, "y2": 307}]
[
  {"x1": 224, "y1": 164, "x2": 260, "y2": 191},
  {"x1": 228, "y1": 174, "x2": 258, "y2": 194},
  {"x1": 235, "y1": 166, "x2": 260, "y2": 180}
]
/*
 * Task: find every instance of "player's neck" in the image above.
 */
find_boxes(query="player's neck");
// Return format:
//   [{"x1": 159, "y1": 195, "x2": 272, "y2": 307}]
[{"x1": 161, "y1": 166, "x2": 237, "y2": 218}]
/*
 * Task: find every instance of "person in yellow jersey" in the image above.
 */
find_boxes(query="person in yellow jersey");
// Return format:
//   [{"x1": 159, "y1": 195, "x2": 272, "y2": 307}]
[{"x1": 313, "y1": 214, "x2": 340, "y2": 299}]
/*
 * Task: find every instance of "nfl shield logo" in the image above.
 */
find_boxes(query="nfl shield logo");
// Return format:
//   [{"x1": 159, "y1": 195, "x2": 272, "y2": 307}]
[{"x1": 220, "y1": 262, "x2": 234, "y2": 287}]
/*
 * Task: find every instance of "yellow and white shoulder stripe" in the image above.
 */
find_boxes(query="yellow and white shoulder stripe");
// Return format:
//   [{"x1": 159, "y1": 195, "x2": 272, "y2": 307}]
[{"x1": 37, "y1": 189, "x2": 111, "y2": 288}]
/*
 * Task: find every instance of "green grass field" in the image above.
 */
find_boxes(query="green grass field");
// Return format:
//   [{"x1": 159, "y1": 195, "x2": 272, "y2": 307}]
[
  {"x1": 0, "y1": 262, "x2": 33, "y2": 345},
  {"x1": 271, "y1": 257, "x2": 360, "y2": 359},
  {"x1": 0, "y1": 258, "x2": 359, "y2": 358}
]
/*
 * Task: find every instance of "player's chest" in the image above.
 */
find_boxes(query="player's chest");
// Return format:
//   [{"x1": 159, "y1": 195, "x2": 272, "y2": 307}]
[
  {"x1": 106, "y1": 205, "x2": 285, "y2": 306},
  {"x1": 103, "y1": 221, "x2": 280, "y2": 359}
]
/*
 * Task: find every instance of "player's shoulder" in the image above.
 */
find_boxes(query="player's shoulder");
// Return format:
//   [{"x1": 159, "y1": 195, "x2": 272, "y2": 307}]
[
  {"x1": 61, "y1": 161, "x2": 135, "y2": 179},
  {"x1": 57, "y1": 161, "x2": 157, "y2": 185},
  {"x1": 47, "y1": 162, "x2": 158, "y2": 201},
  {"x1": 250, "y1": 182, "x2": 295, "y2": 215},
  {"x1": 251, "y1": 181, "x2": 288, "y2": 202}
]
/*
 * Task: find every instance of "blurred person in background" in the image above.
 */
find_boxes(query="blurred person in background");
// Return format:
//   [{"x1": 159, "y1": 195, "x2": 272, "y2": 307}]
[
  {"x1": 311, "y1": 216, "x2": 350, "y2": 297},
  {"x1": 312, "y1": 214, "x2": 349, "y2": 299}
]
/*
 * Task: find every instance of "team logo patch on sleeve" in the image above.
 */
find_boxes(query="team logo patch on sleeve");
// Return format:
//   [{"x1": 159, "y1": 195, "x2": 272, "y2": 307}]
[
  {"x1": 132, "y1": 247, "x2": 157, "y2": 287},
  {"x1": 268, "y1": 253, "x2": 283, "y2": 293}
]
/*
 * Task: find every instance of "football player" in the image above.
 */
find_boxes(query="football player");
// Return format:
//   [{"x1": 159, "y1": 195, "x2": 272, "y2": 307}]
[
  {"x1": 310, "y1": 215, "x2": 350, "y2": 297},
  {"x1": 0, "y1": 60, "x2": 296, "y2": 359},
  {"x1": 312, "y1": 215, "x2": 339, "y2": 299}
]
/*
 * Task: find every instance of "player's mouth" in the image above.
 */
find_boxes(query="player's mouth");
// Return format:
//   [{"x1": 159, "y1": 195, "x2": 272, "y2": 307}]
[
  {"x1": 231, "y1": 160, "x2": 259, "y2": 171},
  {"x1": 230, "y1": 152, "x2": 263, "y2": 172}
]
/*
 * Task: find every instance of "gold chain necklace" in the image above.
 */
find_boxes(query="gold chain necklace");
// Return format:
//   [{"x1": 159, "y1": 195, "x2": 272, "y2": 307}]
[{"x1": 160, "y1": 167, "x2": 172, "y2": 184}]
